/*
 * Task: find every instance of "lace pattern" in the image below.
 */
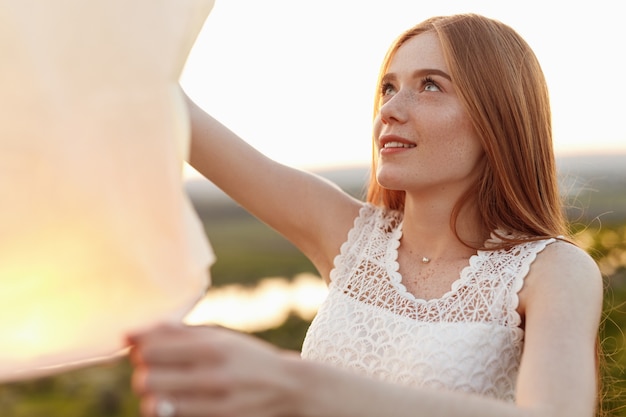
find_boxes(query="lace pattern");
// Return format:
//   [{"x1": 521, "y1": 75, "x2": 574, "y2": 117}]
[{"x1": 301, "y1": 203, "x2": 555, "y2": 401}]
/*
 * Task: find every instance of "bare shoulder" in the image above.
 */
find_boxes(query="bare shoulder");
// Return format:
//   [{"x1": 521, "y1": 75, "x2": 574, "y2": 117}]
[
  {"x1": 518, "y1": 239, "x2": 603, "y2": 316},
  {"x1": 515, "y1": 240, "x2": 603, "y2": 416},
  {"x1": 537, "y1": 239, "x2": 600, "y2": 275}
]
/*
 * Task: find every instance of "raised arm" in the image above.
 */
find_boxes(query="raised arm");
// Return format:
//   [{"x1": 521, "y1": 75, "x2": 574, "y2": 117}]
[{"x1": 184, "y1": 91, "x2": 362, "y2": 278}]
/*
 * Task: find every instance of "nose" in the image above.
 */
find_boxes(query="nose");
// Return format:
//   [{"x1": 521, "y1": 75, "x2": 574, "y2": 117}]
[{"x1": 379, "y1": 89, "x2": 411, "y2": 125}]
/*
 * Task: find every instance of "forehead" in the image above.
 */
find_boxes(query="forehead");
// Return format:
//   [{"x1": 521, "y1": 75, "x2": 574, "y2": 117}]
[{"x1": 387, "y1": 32, "x2": 449, "y2": 74}]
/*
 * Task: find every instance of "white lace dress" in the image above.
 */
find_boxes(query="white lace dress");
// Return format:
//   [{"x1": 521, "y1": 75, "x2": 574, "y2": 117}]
[{"x1": 301, "y1": 204, "x2": 555, "y2": 401}]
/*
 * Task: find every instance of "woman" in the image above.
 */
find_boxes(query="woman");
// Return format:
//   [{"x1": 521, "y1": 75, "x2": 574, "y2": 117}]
[{"x1": 130, "y1": 14, "x2": 603, "y2": 417}]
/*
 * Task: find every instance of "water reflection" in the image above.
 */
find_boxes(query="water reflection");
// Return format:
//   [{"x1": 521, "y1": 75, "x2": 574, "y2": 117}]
[
  {"x1": 184, "y1": 227, "x2": 626, "y2": 332},
  {"x1": 185, "y1": 273, "x2": 328, "y2": 332}
]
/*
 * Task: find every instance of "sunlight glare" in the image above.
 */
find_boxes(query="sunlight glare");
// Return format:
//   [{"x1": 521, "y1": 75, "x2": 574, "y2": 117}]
[{"x1": 185, "y1": 273, "x2": 328, "y2": 332}]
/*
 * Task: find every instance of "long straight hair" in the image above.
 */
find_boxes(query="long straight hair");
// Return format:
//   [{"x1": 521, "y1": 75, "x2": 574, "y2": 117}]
[{"x1": 366, "y1": 14, "x2": 568, "y2": 246}]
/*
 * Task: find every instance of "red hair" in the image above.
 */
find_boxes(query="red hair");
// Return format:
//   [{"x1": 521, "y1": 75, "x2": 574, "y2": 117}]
[{"x1": 367, "y1": 14, "x2": 568, "y2": 246}]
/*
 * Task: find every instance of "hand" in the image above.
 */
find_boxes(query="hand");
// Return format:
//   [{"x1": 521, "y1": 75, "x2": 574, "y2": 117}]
[{"x1": 128, "y1": 323, "x2": 301, "y2": 417}]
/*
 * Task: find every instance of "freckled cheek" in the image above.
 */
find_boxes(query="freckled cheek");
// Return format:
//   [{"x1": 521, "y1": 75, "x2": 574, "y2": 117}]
[
  {"x1": 429, "y1": 123, "x2": 483, "y2": 169},
  {"x1": 437, "y1": 109, "x2": 481, "y2": 149},
  {"x1": 444, "y1": 139, "x2": 485, "y2": 177}
]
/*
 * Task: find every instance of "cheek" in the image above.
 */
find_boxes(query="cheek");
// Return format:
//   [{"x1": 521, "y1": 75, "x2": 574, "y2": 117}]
[
  {"x1": 440, "y1": 110, "x2": 482, "y2": 153},
  {"x1": 433, "y1": 116, "x2": 484, "y2": 169},
  {"x1": 448, "y1": 138, "x2": 485, "y2": 176}
]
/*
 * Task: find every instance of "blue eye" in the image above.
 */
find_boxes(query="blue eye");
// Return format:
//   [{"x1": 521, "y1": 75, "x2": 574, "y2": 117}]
[
  {"x1": 422, "y1": 76, "x2": 440, "y2": 92},
  {"x1": 381, "y1": 82, "x2": 396, "y2": 97}
]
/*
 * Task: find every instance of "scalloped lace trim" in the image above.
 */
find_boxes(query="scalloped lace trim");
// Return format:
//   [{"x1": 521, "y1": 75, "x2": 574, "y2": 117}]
[
  {"x1": 303, "y1": 204, "x2": 555, "y2": 400},
  {"x1": 328, "y1": 203, "x2": 555, "y2": 328}
]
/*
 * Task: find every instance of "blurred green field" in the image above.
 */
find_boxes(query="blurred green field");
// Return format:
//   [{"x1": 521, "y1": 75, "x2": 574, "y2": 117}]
[{"x1": 1, "y1": 156, "x2": 625, "y2": 416}]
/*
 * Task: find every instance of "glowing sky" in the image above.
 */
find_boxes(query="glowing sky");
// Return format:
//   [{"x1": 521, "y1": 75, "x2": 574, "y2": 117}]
[{"x1": 181, "y1": 0, "x2": 626, "y2": 173}]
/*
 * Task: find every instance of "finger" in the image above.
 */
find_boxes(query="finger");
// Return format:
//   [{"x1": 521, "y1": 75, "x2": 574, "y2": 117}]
[
  {"x1": 139, "y1": 394, "x2": 183, "y2": 417},
  {"x1": 145, "y1": 394, "x2": 230, "y2": 417},
  {"x1": 138, "y1": 389, "x2": 238, "y2": 417},
  {"x1": 133, "y1": 362, "x2": 231, "y2": 396},
  {"x1": 140, "y1": 394, "x2": 184, "y2": 417},
  {"x1": 132, "y1": 338, "x2": 199, "y2": 366},
  {"x1": 127, "y1": 322, "x2": 185, "y2": 345},
  {"x1": 152, "y1": 390, "x2": 283, "y2": 417},
  {"x1": 134, "y1": 366, "x2": 194, "y2": 395},
  {"x1": 131, "y1": 330, "x2": 226, "y2": 366},
  {"x1": 128, "y1": 323, "x2": 187, "y2": 366}
]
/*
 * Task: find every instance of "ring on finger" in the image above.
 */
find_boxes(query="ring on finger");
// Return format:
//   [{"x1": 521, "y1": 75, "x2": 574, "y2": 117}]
[{"x1": 155, "y1": 396, "x2": 177, "y2": 417}]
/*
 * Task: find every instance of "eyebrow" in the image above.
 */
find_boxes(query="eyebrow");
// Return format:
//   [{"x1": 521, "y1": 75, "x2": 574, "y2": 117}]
[{"x1": 382, "y1": 68, "x2": 452, "y2": 84}]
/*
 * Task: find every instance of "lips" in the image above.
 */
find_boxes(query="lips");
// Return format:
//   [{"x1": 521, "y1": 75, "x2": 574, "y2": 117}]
[
  {"x1": 379, "y1": 135, "x2": 416, "y2": 151},
  {"x1": 383, "y1": 141, "x2": 415, "y2": 149}
]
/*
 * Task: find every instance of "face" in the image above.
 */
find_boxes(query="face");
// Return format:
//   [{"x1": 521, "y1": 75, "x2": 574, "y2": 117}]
[{"x1": 373, "y1": 32, "x2": 485, "y2": 198}]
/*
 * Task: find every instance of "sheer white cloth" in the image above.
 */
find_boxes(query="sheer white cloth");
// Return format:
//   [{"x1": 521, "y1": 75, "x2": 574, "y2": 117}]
[
  {"x1": 302, "y1": 204, "x2": 555, "y2": 401},
  {"x1": 0, "y1": 0, "x2": 215, "y2": 381}
]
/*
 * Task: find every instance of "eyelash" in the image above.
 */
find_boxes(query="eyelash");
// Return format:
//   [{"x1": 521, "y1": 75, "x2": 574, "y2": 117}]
[
  {"x1": 380, "y1": 82, "x2": 394, "y2": 97},
  {"x1": 380, "y1": 76, "x2": 440, "y2": 97},
  {"x1": 421, "y1": 76, "x2": 439, "y2": 90}
]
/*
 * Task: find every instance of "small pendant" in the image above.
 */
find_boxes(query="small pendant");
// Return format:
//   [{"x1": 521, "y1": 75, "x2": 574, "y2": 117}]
[{"x1": 421, "y1": 257, "x2": 431, "y2": 264}]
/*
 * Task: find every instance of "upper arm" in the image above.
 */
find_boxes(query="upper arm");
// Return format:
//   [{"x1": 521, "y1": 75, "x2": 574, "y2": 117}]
[
  {"x1": 516, "y1": 241, "x2": 603, "y2": 417},
  {"x1": 184, "y1": 91, "x2": 362, "y2": 277}
]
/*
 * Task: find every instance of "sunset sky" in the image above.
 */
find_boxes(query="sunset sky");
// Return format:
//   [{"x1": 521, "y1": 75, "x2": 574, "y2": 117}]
[{"x1": 180, "y1": 0, "x2": 625, "y2": 173}]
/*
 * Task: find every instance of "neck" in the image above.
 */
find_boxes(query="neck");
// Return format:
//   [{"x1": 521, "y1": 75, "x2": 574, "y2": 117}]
[{"x1": 399, "y1": 193, "x2": 484, "y2": 261}]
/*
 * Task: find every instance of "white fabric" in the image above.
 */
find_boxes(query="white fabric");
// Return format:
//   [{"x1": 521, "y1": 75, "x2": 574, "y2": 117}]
[
  {"x1": 302, "y1": 204, "x2": 554, "y2": 401},
  {"x1": 0, "y1": 0, "x2": 215, "y2": 381}
]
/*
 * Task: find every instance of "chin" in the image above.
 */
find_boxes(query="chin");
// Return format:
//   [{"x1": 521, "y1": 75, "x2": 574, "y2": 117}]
[{"x1": 375, "y1": 167, "x2": 406, "y2": 191}]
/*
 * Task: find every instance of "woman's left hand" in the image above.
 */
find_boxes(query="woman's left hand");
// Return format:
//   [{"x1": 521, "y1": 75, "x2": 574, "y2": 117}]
[{"x1": 128, "y1": 323, "x2": 301, "y2": 417}]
